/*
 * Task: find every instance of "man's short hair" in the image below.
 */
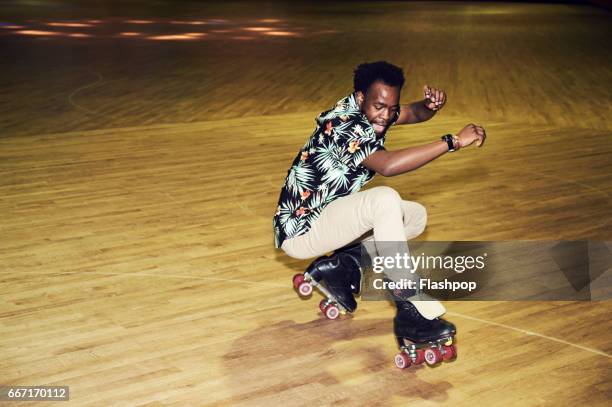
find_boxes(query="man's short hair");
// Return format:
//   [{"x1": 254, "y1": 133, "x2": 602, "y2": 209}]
[{"x1": 353, "y1": 61, "x2": 405, "y2": 94}]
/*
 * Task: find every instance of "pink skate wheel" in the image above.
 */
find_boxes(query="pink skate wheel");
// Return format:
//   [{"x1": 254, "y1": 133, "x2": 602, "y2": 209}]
[
  {"x1": 424, "y1": 348, "x2": 443, "y2": 366},
  {"x1": 414, "y1": 349, "x2": 425, "y2": 365},
  {"x1": 298, "y1": 282, "x2": 313, "y2": 296},
  {"x1": 443, "y1": 345, "x2": 456, "y2": 361},
  {"x1": 324, "y1": 304, "x2": 340, "y2": 320},
  {"x1": 394, "y1": 353, "x2": 412, "y2": 369},
  {"x1": 292, "y1": 274, "x2": 305, "y2": 289}
]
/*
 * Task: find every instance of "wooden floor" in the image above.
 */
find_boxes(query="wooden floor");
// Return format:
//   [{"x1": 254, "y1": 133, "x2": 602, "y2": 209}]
[{"x1": 1, "y1": 1, "x2": 611, "y2": 406}]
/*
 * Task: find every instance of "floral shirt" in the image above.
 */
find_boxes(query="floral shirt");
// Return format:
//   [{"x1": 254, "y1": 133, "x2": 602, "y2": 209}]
[{"x1": 273, "y1": 93, "x2": 387, "y2": 248}]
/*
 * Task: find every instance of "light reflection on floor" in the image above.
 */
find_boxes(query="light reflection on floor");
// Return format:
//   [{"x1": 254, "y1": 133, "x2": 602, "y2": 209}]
[
  {"x1": 0, "y1": 18, "x2": 319, "y2": 41},
  {"x1": 47, "y1": 22, "x2": 93, "y2": 28}
]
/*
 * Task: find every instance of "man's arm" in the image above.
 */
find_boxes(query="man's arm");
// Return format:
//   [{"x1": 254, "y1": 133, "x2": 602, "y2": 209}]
[
  {"x1": 363, "y1": 124, "x2": 486, "y2": 177},
  {"x1": 396, "y1": 99, "x2": 437, "y2": 125},
  {"x1": 362, "y1": 141, "x2": 448, "y2": 176},
  {"x1": 395, "y1": 86, "x2": 447, "y2": 125}
]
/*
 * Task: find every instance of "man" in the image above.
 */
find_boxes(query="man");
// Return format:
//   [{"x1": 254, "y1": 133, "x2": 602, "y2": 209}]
[{"x1": 273, "y1": 61, "x2": 485, "y2": 359}]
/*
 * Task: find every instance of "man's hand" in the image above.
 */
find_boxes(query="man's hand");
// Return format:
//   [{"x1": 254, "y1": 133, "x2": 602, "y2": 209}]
[
  {"x1": 395, "y1": 85, "x2": 446, "y2": 125},
  {"x1": 424, "y1": 85, "x2": 447, "y2": 111},
  {"x1": 456, "y1": 124, "x2": 486, "y2": 149}
]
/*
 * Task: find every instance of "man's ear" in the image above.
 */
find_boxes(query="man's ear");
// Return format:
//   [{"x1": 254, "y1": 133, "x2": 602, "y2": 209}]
[{"x1": 355, "y1": 91, "x2": 365, "y2": 107}]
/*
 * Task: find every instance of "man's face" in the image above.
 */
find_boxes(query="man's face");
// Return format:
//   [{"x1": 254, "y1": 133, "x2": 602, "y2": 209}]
[{"x1": 356, "y1": 80, "x2": 401, "y2": 135}]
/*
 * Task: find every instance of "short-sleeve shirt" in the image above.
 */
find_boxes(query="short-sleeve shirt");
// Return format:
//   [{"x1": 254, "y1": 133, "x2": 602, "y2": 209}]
[{"x1": 273, "y1": 92, "x2": 387, "y2": 248}]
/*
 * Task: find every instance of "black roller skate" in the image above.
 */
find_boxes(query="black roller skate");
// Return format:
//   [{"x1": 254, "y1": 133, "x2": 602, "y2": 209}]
[
  {"x1": 292, "y1": 242, "x2": 363, "y2": 320},
  {"x1": 392, "y1": 300, "x2": 457, "y2": 369}
]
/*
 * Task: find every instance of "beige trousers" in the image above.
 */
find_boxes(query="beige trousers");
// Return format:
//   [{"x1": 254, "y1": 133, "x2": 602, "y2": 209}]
[{"x1": 281, "y1": 186, "x2": 445, "y2": 319}]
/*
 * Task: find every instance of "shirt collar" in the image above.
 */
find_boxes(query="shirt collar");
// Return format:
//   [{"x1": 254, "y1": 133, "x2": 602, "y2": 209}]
[{"x1": 316, "y1": 93, "x2": 381, "y2": 139}]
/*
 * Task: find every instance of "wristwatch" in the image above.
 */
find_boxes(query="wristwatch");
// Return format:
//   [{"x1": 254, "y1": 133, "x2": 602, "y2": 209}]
[{"x1": 441, "y1": 134, "x2": 458, "y2": 152}]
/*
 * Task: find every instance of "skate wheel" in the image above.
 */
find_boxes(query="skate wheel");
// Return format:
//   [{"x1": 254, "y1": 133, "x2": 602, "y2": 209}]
[
  {"x1": 298, "y1": 282, "x2": 313, "y2": 296},
  {"x1": 293, "y1": 274, "x2": 312, "y2": 296},
  {"x1": 443, "y1": 345, "x2": 456, "y2": 361},
  {"x1": 319, "y1": 299, "x2": 328, "y2": 312},
  {"x1": 414, "y1": 349, "x2": 426, "y2": 365},
  {"x1": 394, "y1": 352, "x2": 412, "y2": 369},
  {"x1": 424, "y1": 348, "x2": 443, "y2": 366},
  {"x1": 323, "y1": 303, "x2": 340, "y2": 320},
  {"x1": 292, "y1": 274, "x2": 305, "y2": 289}
]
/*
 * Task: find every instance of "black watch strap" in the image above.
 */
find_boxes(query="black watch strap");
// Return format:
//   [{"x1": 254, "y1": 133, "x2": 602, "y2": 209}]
[{"x1": 441, "y1": 134, "x2": 456, "y2": 152}]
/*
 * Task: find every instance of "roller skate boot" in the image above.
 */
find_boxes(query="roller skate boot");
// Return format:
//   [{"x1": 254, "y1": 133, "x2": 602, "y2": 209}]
[
  {"x1": 392, "y1": 300, "x2": 457, "y2": 369},
  {"x1": 292, "y1": 242, "x2": 364, "y2": 320}
]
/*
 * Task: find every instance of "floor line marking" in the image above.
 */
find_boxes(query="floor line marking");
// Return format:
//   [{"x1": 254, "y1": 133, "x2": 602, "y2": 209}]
[
  {"x1": 448, "y1": 311, "x2": 611, "y2": 358},
  {"x1": 67, "y1": 71, "x2": 105, "y2": 116}
]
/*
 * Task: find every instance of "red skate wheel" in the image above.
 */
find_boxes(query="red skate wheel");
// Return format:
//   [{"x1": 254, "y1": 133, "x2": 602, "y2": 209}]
[
  {"x1": 319, "y1": 299, "x2": 328, "y2": 312},
  {"x1": 394, "y1": 353, "x2": 412, "y2": 369},
  {"x1": 324, "y1": 303, "x2": 340, "y2": 320},
  {"x1": 298, "y1": 282, "x2": 313, "y2": 296},
  {"x1": 443, "y1": 345, "x2": 456, "y2": 361},
  {"x1": 414, "y1": 349, "x2": 425, "y2": 365},
  {"x1": 292, "y1": 274, "x2": 305, "y2": 289},
  {"x1": 424, "y1": 348, "x2": 443, "y2": 366}
]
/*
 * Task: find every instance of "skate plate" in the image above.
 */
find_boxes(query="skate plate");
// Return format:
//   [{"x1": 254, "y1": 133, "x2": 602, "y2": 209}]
[{"x1": 292, "y1": 272, "x2": 349, "y2": 320}]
